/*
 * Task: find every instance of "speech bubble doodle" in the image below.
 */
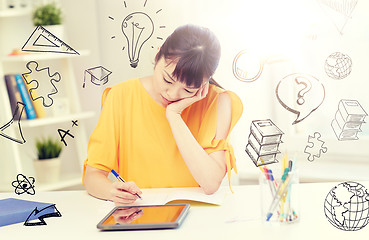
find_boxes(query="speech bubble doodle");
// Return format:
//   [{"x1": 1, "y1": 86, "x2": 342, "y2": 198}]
[{"x1": 276, "y1": 73, "x2": 325, "y2": 125}]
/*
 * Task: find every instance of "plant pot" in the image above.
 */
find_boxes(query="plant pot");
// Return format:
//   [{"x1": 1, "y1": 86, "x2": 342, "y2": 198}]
[{"x1": 34, "y1": 157, "x2": 61, "y2": 183}]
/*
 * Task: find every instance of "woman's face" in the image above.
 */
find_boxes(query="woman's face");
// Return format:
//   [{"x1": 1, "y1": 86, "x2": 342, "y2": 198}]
[{"x1": 152, "y1": 57, "x2": 207, "y2": 107}]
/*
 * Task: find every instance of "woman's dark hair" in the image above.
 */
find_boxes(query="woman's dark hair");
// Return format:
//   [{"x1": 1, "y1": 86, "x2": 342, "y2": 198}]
[{"x1": 155, "y1": 24, "x2": 222, "y2": 89}]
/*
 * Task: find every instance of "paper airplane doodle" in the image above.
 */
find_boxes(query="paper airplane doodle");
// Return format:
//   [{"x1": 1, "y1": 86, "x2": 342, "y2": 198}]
[
  {"x1": 318, "y1": 0, "x2": 358, "y2": 35},
  {"x1": 22, "y1": 25, "x2": 79, "y2": 55},
  {"x1": 11, "y1": 173, "x2": 35, "y2": 195},
  {"x1": 0, "y1": 102, "x2": 26, "y2": 144},
  {"x1": 276, "y1": 73, "x2": 325, "y2": 125},
  {"x1": 22, "y1": 61, "x2": 61, "y2": 107},
  {"x1": 245, "y1": 119, "x2": 284, "y2": 167},
  {"x1": 331, "y1": 99, "x2": 367, "y2": 141},
  {"x1": 83, "y1": 66, "x2": 112, "y2": 88},
  {"x1": 304, "y1": 132, "x2": 327, "y2": 162},
  {"x1": 24, "y1": 204, "x2": 62, "y2": 226}
]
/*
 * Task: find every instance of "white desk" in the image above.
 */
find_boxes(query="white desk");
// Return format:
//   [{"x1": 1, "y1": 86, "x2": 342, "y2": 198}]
[{"x1": 0, "y1": 182, "x2": 368, "y2": 240}]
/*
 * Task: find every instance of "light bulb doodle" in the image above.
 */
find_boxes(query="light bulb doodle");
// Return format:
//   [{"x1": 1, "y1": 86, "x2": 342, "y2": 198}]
[
  {"x1": 276, "y1": 73, "x2": 325, "y2": 125},
  {"x1": 122, "y1": 12, "x2": 154, "y2": 68},
  {"x1": 109, "y1": 0, "x2": 165, "y2": 69},
  {"x1": 232, "y1": 49, "x2": 264, "y2": 82}
]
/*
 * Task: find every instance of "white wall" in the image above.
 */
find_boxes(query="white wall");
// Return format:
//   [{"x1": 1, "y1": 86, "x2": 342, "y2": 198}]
[{"x1": 69, "y1": 0, "x2": 369, "y2": 183}]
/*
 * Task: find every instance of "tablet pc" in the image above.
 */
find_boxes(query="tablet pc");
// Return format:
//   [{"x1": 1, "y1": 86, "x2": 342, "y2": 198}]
[{"x1": 97, "y1": 204, "x2": 190, "y2": 230}]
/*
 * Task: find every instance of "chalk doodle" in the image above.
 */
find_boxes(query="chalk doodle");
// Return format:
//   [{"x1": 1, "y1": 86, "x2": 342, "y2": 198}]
[
  {"x1": 24, "y1": 204, "x2": 62, "y2": 226},
  {"x1": 22, "y1": 25, "x2": 79, "y2": 54},
  {"x1": 57, "y1": 129, "x2": 74, "y2": 147},
  {"x1": 245, "y1": 119, "x2": 284, "y2": 167},
  {"x1": 22, "y1": 61, "x2": 61, "y2": 107},
  {"x1": 325, "y1": 52, "x2": 352, "y2": 80},
  {"x1": 72, "y1": 120, "x2": 78, "y2": 127},
  {"x1": 317, "y1": 0, "x2": 358, "y2": 35},
  {"x1": 331, "y1": 99, "x2": 367, "y2": 140},
  {"x1": 324, "y1": 181, "x2": 369, "y2": 231},
  {"x1": 232, "y1": 49, "x2": 264, "y2": 82},
  {"x1": 0, "y1": 102, "x2": 26, "y2": 144},
  {"x1": 276, "y1": 73, "x2": 325, "y2": 125},
  {"x1": 109, "y1": 0, "x2": 165, "y2": 68},
  {"x1": 304, "y1": 132, "x2": 327, "y2": 162},
  {"x1": 57, "y1": 120, "x2": 78, "y2": 146},
  {"x1": 11, "y1": 173, "x2": 36, "y2": 195},
  {"x1": 83, "y1": 66, "x2": 112, "y2": 88}
]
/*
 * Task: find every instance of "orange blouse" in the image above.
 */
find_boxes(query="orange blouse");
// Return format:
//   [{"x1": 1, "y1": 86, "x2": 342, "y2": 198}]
[{"x1": 83, "y1": 78, "x2": 243, "y2": 189}]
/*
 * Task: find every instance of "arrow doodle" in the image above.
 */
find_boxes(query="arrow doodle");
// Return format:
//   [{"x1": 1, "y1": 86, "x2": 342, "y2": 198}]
[{"x1": 24, "y1": 204, "x2": 62, "y2": 226}]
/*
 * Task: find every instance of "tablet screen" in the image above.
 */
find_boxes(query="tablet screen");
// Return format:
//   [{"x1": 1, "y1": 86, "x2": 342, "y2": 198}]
[{"x1": 97, "y1": 204, "x2": 190, "y2": 230}]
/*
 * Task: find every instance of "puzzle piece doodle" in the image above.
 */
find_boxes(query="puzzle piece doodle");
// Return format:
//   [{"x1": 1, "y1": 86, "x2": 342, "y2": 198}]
[
  {"x1": 304, "y1": 132, "x2": 328, "y2": 162},
  {"x1": 22, "y1": 61, "x2": 61, "y2": 107}
]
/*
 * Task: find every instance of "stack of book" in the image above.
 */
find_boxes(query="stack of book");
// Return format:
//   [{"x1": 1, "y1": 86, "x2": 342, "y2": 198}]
[
  {"x1": 4, "y1": 73, "x2": 45, "y2": 120},
  {"x1": 331, "y1": 99, "x2": 367, "y2": 141},
  {"x1": 245, "y1": 119, "x2": 284, "y2": 167}
]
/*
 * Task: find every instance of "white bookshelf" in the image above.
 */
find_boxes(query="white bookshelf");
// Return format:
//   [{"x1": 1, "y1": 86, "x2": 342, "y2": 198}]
[{"x1": 0, "y1": 9, "x2": 94, "y2": 192}]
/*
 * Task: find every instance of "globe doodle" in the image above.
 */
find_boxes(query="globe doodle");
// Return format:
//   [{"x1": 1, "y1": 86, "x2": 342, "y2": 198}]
[
  {"x1": 324, "y1": 181, "x2": 369, "y2": 231},
  {"x1": 324, "y1": 52, "x2": 352, "y2": 80}
]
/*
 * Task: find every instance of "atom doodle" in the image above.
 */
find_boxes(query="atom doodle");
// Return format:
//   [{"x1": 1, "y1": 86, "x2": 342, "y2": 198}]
[{"x1": 11, "y1": 173, "x2": 36, "y2": 195}]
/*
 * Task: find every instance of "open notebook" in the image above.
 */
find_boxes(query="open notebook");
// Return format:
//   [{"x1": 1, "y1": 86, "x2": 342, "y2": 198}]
[{"x1": 133, "y1": 187, "x2": 226, "y2": 206}]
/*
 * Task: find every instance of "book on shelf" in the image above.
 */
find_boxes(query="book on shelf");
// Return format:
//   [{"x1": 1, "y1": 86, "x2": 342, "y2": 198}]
[
  {"x1": 4, "y1": 73, "x2": 46, "y2": 120},
  {"x1": 4, "y1": 74, "x2": 26, "y2": 120},
  {"x1": 22, "y1": 74, "x2": 46, "y2": 118}
]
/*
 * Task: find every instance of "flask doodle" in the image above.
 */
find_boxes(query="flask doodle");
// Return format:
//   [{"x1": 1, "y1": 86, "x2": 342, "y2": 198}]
[{"x1": 276, "y1": 73, "x2": 325, "y2": 125}]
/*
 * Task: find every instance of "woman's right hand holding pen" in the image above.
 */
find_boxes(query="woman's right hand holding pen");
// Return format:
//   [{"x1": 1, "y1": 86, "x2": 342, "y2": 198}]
[{"x1": 110, "y1": 181, "x2": 142, "y2": 206}]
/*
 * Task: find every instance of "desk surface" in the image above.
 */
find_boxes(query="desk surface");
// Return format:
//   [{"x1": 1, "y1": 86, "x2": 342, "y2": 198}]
[{"x1": 1, "y1": 182, "x2": 368, "y2": 240}]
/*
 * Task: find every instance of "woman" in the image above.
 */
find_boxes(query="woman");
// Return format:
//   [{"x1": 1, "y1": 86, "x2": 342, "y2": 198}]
[{"x1": 83, "y1": 24, "x2": 243, "y2": 205}]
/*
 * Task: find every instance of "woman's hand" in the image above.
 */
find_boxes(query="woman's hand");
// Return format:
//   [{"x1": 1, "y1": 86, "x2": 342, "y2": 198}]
[
  {"x1": 110, "y1": 181, "x2": 142, "y2": 206},
  {"x1": 166, "y1": 81, "x2": 209, "y2": 117}
]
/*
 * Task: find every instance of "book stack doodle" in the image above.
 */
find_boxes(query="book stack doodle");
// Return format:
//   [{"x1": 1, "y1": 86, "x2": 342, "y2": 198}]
[
  {"x1": 331, "y1": 99, "x2": 367, "y2": 141},
  {"x1": 245, "y1": 119, "x2": 284, "y2": 167}
]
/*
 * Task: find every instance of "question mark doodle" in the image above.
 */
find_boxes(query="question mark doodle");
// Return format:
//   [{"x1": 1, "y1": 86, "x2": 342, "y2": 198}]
[
  {"x1": 276, "y1": 73, "x2": 325, "y2": 125},
  {"x1": 295, "y1": 77, "x2": 312, "y2": 105}
]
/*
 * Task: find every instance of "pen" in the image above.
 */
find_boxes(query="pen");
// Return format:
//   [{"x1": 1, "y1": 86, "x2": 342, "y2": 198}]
[
  {"x1": 265, "y1": 172, "x2": 292, "y2": 221},
  {"x1": 111, "y1": 169, "x2": 142, "y2": 200}
]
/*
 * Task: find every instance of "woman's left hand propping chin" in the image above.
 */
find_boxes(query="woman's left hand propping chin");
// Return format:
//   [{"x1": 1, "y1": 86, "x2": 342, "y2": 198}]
[{"x1": 166, "y1": 81, "x2": 209, "y2": 117}]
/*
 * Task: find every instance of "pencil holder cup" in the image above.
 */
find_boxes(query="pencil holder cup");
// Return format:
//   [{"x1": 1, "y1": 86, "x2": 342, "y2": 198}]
[{"x1": 259, "y1": 168, "x2": 300, "y2": 224}]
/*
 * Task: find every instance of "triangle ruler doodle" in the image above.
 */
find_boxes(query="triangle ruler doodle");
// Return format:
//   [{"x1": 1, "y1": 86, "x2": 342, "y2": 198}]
[{"x1": 22, "y1": 26, "x2": 79, "y2": 55}]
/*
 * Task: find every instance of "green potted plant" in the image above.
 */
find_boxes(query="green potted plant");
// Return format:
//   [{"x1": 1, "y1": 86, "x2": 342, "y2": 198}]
[
  {"x1": 32, "y1": 2, "x2": 64, "y2": 38},
  {"x1": 34, "y1": 137, "x2": 63, "y2": 183}
]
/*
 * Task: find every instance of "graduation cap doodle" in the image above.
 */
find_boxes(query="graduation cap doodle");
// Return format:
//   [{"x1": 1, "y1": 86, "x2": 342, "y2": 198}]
[{"x1": 83, "y1": 66, "x2": 112, "y2": 88}]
